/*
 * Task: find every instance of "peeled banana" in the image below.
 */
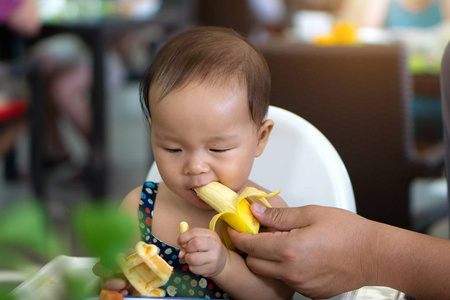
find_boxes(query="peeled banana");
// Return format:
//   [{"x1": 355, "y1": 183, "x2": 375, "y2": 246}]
[{"x1": 194, "y1": 182, "x2": 279, "y2": 248}]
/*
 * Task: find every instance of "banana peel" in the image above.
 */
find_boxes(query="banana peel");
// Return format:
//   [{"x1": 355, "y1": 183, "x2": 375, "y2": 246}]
[{"x1": 194, "y1": 182, "x2": 279, "y2": 249}]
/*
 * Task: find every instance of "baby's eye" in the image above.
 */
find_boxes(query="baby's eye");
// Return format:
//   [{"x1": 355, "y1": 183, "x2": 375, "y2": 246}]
[
  {"x1": 210, "y1": 149, "x2": 230, "y2": 153},
  {"x1": 165, "y1": 148, "x2": 181, "y2": 153}
]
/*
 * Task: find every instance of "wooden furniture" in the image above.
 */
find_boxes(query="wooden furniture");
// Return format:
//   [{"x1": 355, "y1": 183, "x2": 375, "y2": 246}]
[{"x1": 258, "y1": 43, "x2": 444, "y2": 229}]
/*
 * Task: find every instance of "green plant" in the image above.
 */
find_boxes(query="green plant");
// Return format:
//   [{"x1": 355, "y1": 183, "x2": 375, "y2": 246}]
[{"x1": 0, "y1": 199, "x2": 135, "y2": 300}]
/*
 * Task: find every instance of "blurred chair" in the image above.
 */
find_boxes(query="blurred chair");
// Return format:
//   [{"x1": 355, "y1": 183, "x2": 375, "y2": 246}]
[
  {"x1": 146, "y1": 105, "x2": 356, "y2": 212},
  {"x1": 0, "y1": 60, "x2": 46, "y2": 198},
  {"x1": 258, "y1": 43, "x2": 444, "y2": 230},
  {"x1": 249, "y1": 105, "x2": 355, "y2": 212}
]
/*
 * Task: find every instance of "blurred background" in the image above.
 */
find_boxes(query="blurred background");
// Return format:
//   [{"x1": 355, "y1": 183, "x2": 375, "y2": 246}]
[{"x1": 0, "y1": 0, "x2": 449, "y2": 297}]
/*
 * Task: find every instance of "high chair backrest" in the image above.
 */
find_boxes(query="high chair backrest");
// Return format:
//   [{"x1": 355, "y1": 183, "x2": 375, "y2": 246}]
[{"x1": 146, "y1": 105, "x2": 356, "y2": 212}]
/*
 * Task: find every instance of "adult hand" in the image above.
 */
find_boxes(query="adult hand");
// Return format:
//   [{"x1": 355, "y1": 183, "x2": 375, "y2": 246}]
[{"x1": 229, "y1": 204, "x2": 378, "y2": 299}]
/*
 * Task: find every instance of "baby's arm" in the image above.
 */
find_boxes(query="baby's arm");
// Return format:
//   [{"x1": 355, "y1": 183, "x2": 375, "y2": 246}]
[
  {"x1": 93, "y1": 186, "x2": 142, "y2": 295},
  {"x1": 117, "y1": 185, "x2": 143, "y2": 250}
]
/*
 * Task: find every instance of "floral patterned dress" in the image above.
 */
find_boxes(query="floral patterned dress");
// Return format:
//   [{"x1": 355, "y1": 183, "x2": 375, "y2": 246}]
[{"x1": 138, "y1": 181, "x2": 229, "y2": 299}]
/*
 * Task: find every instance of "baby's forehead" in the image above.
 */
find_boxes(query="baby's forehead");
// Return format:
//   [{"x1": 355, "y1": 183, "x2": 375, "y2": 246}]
[
  {"x1": 149, "y1": 75, "x2": 246, "y2": 106},
  {"x1": 149, "y1": 78, "x2": 255, "y2": 126}
]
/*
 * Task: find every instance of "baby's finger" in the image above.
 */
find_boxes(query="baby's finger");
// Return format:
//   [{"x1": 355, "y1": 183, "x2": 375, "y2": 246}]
[
  {"x1": 184, "y1": 250, "x2": 216, "y2": 266},
  {"x1": 184, "y1": 235, "x2": 219, "y2": 254},
  {"x1": 103, "y1": 278, "x2": 128, "y2": 291},
  {"x1": 179, "y1": 227, "x2": 217, "y2": 245},
  {"x1": 179, "y1": 247, "x2": 186, "y2": 258}
]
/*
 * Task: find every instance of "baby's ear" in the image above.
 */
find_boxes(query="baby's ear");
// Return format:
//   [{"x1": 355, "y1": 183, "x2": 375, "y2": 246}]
[{"x1": 255, "y1": 119, "x2": 274, "y2": 157}]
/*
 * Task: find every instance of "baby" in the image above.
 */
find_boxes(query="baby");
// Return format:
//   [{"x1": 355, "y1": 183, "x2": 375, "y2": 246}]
[{"x1": 116, "y1": 26, "x2": 294, "y2": 300}]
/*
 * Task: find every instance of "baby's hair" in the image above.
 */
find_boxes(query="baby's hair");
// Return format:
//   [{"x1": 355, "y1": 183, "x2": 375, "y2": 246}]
[{"x1": 139, "y1": 26, "x2": 271, "y2": 125}]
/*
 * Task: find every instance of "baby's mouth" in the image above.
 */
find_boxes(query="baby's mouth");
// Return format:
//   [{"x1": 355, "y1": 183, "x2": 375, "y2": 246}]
[{"x1": 191, "y1": 188, "x2": 206, "y2": 203}]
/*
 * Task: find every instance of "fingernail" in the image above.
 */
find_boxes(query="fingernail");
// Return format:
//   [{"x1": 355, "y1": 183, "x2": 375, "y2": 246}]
[{"x1": 252, "y1": 203, "x2": 267, "y2": 214}]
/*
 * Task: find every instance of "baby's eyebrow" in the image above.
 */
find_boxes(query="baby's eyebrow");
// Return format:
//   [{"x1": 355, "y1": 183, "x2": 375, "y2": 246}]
[
  {"x1": 154, "y1": 131, "x2": 239, "y2": 143},
  {"x1": 153, "y1": 131, "x2": 178, "y2": 141},
  {"x1": 206, "y1": 134, "x2": 239, "y2": 142}
]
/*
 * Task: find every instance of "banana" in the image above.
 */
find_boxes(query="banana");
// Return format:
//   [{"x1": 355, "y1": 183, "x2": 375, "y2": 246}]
[
  {"x1": 179, "y1": 221, "x2": 189, "y2": 234},
  {"x1": 194, "y1": 182, "x2": 279, "y2": 248}
]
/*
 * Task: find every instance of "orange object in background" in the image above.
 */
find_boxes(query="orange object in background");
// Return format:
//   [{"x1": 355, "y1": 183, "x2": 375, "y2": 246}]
[
  {"x1": 99, "y1": 290, "x2": 124, "y2": 300},
  {"x1": 314, "y1": 22, "x2": 357, "y2": 45}
]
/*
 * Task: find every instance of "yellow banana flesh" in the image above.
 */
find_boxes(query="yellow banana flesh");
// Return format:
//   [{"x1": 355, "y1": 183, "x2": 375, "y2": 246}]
[
  {"x1": 179, "y1": 221, "x2": 189, "y2": 234},
  {"x1": 194, "y1": 182, "x2": 280, "y2": 243}
]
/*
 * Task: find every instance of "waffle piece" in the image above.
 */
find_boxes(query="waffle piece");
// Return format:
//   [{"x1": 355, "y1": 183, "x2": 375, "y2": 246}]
[{"x1": 118, "y1": 241, "x2": 173, "y2": 296}]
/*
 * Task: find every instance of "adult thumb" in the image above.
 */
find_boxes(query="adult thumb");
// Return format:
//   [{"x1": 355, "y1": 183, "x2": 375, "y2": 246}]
[{"x1": 251, "y1": 203, "x2": 310, "y2": 231}]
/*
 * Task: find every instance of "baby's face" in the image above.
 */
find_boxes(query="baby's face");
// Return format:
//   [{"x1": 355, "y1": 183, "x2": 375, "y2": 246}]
[{"x1": 149, "y1": 81, "x2": 265, "y2": 210}]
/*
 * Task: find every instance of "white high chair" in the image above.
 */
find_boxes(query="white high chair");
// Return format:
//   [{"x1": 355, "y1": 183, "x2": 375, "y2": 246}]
[{"x1": 146, "y1": 105, "x2": 356, "y2": 213}]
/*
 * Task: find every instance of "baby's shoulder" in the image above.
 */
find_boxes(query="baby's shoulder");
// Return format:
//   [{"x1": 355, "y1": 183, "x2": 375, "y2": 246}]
[
  {"x1": 126, "y1": 184, "x2": 144, "y2": 200},
  {"x1": 120, "y1": 181, "x2": 161, "y2": 211},
  {"x1": 119, "y1": 185, "x2": 144, "y2": 214}
]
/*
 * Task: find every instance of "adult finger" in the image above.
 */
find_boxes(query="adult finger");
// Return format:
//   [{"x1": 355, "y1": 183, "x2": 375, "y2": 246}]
[
  {"x1": 228, "y1": 228, "x2": 287, "y2": 261},
  {"x1": 244, "y1": 256, "x2": 287, "y2": 280},
  {"x1": 251, "y1": 204, "x2": 314, "y2": 231}
]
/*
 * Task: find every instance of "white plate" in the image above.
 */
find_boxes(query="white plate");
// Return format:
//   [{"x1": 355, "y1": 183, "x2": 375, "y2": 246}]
[{"x1": 12, "y1": 255, "x2": 100, "y2": 300}]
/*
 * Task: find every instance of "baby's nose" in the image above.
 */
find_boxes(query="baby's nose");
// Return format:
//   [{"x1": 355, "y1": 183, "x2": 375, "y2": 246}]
[{"x1": 184, "y1": 155, "x2": 210, "y2": 175}]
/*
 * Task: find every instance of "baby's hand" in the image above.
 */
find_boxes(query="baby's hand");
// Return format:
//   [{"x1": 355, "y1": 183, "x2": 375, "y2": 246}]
[
  {"x1": 92, "y1": 261, "x2": 132, "y2": 296},
  {"x1": 178, "y1": 228, "x2": 229, "y2": 278}
]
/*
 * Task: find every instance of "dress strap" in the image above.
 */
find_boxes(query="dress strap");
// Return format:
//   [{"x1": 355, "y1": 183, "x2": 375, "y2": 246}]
[{"x1": 139, "y1": 181, "x2": 159, "y2": 241}]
